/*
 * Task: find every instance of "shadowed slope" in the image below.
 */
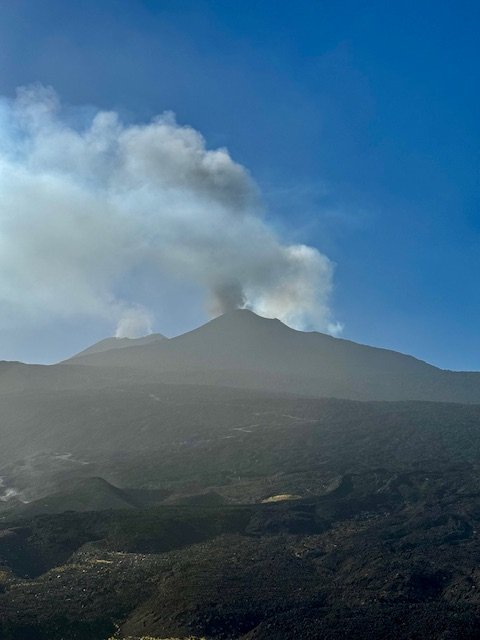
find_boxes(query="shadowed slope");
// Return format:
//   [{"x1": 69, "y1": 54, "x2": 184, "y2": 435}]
[
  {"x1": 70, "y1": 333, "x2": 167, "y2": 360},
  {"x1": 64, "y1": 309, "x2": 480, "y2": 403},
  {"x1": 9, "y1": 477, "x2": 139, "y2": 518}
]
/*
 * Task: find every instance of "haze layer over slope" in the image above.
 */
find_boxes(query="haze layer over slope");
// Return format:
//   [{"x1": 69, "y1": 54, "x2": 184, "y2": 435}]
[
  {"x1": 65, "y1": 309, "x2": 480, "y2": 403},
  {"x1": 72, "y1": 333, "x2": 167, "y2": 359}
]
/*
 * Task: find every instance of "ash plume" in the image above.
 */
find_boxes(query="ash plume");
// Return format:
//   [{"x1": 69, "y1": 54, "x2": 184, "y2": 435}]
[
  {"x1": 0, "y1": 85, "x2": 340, "y2": 336},
  {"x1": 212, "y1": 281, "x2": 247, "y2": 314}
]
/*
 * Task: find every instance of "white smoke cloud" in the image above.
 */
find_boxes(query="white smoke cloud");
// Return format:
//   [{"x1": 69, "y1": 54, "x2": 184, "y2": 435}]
[
  {"x1": 0, "y1": 85, "x2": 340, "y2": 336},
  {"x1": 115, "y1": 306, "x2": 153, "y2": 338}
]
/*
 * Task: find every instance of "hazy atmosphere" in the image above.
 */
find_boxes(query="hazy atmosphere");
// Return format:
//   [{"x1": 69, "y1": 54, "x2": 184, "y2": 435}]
[
  {"x1": 0, "y1": 1, "x2": 478, "y2": 367},
  {"x1": 2, "y1": 4, "x2": 480, "y2": 640}
]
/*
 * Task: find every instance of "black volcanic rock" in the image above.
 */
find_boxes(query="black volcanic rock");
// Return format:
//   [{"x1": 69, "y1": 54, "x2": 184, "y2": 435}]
[
  {"x1": 2, "y1": 313, "x2": 480, "y2": 638},
  {"x1": 9, "y1": 477, "x2": 139, "y2": 518}
]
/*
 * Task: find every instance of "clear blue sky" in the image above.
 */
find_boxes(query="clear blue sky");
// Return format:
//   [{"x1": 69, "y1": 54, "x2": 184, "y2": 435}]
[{"x1": 0, "y1": 0, "x2": 479, "y2": 369}]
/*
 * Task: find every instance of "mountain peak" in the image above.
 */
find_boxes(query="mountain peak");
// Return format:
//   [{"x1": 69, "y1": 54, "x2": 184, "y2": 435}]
[
  {"x1": 57, "y1": 305, "x2": 480, "y2": 404},
  {"x1": 69, "y1": 332, "x2": 167, "y2": 360},
  {"x1": 206, "y1": 308, "x2": 293, "y2": 332}
]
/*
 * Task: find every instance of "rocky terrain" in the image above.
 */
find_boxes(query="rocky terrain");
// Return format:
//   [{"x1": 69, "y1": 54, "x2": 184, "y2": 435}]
[
  {"x1": 2, "y1": 465, "x2": 480, "y2": 639},
  {"x1": 2, "y1": 395, "x2": 480, "y2": 638},
  {"x1": 2, "y1": 311, "x2": 480, "y2": 638}
]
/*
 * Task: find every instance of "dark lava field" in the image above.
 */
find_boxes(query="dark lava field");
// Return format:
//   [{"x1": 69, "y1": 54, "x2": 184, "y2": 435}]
[
  {"x1": 2, "y1": 396, "x2": 480, "y2": 639},
  {"x1": 2, "y1": 312, "x2": 480, "y2": 639}
]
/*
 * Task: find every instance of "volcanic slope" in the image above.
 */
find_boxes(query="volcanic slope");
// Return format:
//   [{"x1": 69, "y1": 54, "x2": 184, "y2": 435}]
[
  {"x1": 2, "y1": 463, "x2": 480, "y2": 640},
  {"x1": 71, "y1": 333, "x2": 167, "y2": 359},
  {"x1": 64, "y1": 309, "x2": 480, "y2": 403},
  {"x1": 6, "y1": 477, "x2": 139, "y2": 519}
]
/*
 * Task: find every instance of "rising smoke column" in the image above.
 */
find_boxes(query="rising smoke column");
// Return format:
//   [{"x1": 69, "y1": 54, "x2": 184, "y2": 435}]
[{"x1": 0, "y1": 85, "x2": 340, "y2": 336}]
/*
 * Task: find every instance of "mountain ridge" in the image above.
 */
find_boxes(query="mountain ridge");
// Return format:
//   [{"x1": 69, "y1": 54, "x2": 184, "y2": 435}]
[
  {"x1": 70, "y1": 332, "x2": 167, "y2": 360},
  {"x1": 66, "y1": 310, "x2": 436, "y2": 371},
  {"x1": 60, "y1": 309, "x2": 480, "y2": 403},
  {"x1": 1, "y1": 310, "x2": 479, "y2": 403}
]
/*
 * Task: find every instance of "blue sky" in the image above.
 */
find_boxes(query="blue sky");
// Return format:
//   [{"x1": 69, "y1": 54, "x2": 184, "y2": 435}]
[{"x1": 0, "y1": 0, "x2": 479, "y2": 369}]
